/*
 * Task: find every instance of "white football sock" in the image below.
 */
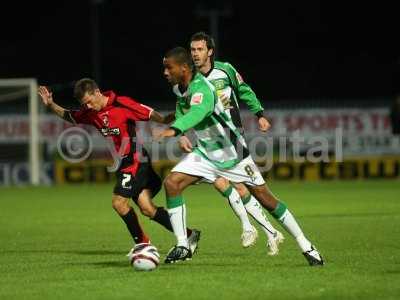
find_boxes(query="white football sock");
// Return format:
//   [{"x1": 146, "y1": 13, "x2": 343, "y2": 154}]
[
  {"x1": 244, "y1": 196, "x2": 277, "y2": 239},
  {"x1": 226, "y1": 187, "x2": 253, "y2": 232},
  {"x1": 168, "y1": 205, "x2": 188, "y2": 248},
  {"x1": 278, "y1": 209, "x2": 312, "y2": 252}
]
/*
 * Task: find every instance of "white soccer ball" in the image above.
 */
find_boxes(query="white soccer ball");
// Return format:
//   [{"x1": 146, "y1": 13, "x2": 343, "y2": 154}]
[{"x1": 130, "y1": 243, "x2": 160, "y2": 271}]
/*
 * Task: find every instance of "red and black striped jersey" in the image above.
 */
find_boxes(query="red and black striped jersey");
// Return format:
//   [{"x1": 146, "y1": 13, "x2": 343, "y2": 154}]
[{"x1": 69, "y1": 90, "x2": 153, "y2": 174}]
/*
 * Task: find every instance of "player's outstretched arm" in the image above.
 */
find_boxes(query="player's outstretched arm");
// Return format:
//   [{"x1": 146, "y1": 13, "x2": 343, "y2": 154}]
[
  {"x1": 38, "y1": 86, "x2": 69, "y2": 120},
  {"x1": 150, "y1": 110, "x2": 176, "y2": 124}
]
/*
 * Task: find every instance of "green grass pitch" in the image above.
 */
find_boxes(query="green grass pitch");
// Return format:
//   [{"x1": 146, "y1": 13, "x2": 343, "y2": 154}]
[{"x1": 1, "y1": 180, "x2": 399, "y2": 300}]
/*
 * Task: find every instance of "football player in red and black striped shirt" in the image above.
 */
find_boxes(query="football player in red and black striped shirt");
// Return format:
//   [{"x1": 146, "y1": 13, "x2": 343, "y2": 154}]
[{"x1": 38, "y1": 78, "x2": 200, "y2": 257}]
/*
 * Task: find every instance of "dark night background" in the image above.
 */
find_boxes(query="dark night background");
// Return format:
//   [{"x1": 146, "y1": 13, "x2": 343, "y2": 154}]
[{"x1": 1, "y1": 1, "x2": 399, "y2": 109}]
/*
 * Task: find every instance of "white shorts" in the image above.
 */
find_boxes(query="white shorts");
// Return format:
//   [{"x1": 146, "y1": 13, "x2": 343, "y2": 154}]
[{"x1": 171, "y1": 152, "x2": 265, "y2": 186}]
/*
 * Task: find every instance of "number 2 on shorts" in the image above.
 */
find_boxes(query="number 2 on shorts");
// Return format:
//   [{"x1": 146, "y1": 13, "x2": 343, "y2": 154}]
[{"x1": 122, "y1": 173, "x2": 131, "y2": 188}]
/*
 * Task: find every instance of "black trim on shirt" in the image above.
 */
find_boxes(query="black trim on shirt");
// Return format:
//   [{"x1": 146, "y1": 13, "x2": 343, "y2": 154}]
[
  {"x1": 203, "y1": 62, "x2": 214, "y2": 78},
  {"x1": 211, "y1": 112, "x2": 249, "y2": 160},
  {"x1": 210, "y1": 66, "x2": 243, "y2": 129},
  {"x1": 63, "y1": 110, "x2": 76, "y2": 124},
  {"x1": 255, "y1": 110, "x2": 265, "y2": 119},
  {"x1": 126, "y1": 119, "x2": 137, "y2": 155}
]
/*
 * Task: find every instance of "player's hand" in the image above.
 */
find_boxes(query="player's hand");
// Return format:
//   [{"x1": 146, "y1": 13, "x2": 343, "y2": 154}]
[
  {"x1": 258, "y1": 116, "x2": 271, "y2": 132},
  {"x1": 152, "y1": 127, "x2": 177, "y2": 142},
  {"x1": 179, "y1": 136, "x2": 193, "y2": 153},
  {"x1": 220, "y1": 93, "x2": 232, "y2": 110},
  {"x1": 38, "y1": 86, "x2": 54, "y2": 106},
  {"x1": 152, "y1": 127, "x2": 165, "y2": 142}
]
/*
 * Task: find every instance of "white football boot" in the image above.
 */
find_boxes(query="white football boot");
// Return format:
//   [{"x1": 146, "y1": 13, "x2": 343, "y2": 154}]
[
  {"x1": 187, "y1": 229, "x2": 201, "y2": 255},
  {"x1": 267, "y1": 230, "x2": 285, "y2": 256},
  {"x1": 241, "y1": 225, "x2": 258, "y2": 248}
]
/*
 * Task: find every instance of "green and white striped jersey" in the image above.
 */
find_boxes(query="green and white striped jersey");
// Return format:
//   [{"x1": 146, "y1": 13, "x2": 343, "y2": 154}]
[
  {"x1": 171, "y1": 72, "x2": 249, "y2": 169},
  {"x1": 207, "y1": 61, "x2": 264, "y2": 128}
]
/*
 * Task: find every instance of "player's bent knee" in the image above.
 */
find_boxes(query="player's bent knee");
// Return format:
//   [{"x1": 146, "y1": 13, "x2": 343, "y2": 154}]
[
  {"x1": 112, "y1": 196, "x2": 130, "y2": 215},
  {"x1": 140, "y1": 205, "x2": 156, "y2": 218},
  {"x1": 163, "y1": 174, "x2": 181, "y2": 193},
  {"x1": 214, "y1": 177, "x2": 230, "y2": 192},
  {"x1": 249, "y1": 185, "x2": 278, "y2": 210},
  {"x1": 234, "y1": 183, "x2": 249, "y2": 198}
]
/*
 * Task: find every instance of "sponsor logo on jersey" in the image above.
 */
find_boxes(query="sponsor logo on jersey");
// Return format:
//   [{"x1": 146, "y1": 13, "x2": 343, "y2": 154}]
[
  {"x1": 101, "y1": 127, "x2": 120, "y2": 136},
  {"x1": 214, "y1": 79, "x2": 225, "y2": 90},
  {"x1": 190, "y1": 93, "x2": 203, "y2": 105}
]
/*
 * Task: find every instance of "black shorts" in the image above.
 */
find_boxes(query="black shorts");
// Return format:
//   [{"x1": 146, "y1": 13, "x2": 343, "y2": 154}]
[{"x1": 113, "y1": 153, "x2": 162, "y2": 201}]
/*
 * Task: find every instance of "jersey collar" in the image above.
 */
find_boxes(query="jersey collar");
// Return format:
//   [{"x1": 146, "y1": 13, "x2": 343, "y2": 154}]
[
  {"x1": 103, "y1": 90, "x2": 117, "y2": 107},
  {"x1": 172, "y1": 72, "x2": 201, "y2": 97},
  {"x1": 202, "y1": 61, "x2": 214, "y2": 78}
]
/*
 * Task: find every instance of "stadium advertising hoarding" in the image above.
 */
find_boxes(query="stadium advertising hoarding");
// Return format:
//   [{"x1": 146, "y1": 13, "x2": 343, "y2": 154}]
[
  {"x1": 0, "y1": 108, "x2": 393, "y2": 139},
  {"x1": 0, "y1": 108, "x2": 399, "y2": 185},
  {"x1": 53, "y1": 156, "x2": 400, "y2": 183}
]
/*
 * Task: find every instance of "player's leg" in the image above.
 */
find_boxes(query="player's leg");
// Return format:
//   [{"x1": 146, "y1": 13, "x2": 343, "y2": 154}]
[
  {"x1": 133, "y1": 161, "x2": 162, "y2": 220},
  {"x1": 213, "y1": 177, "x2": 258, "y2": 247},
  {"x1": 164, "y1": 172, "x2": 199, "y2": 246},
  {"x1": 136, "y1": 188, "x2": 199, "y2": 250},
  {"x1": 134, "y1": 168, "x2": 170, "y2": 230},
  {"x1": 113, "y1": 167, "x2": 152, "y2": 257},
  {"x1": 246, "y1": 184, "x2": 306, "y2": 244},
  {"x1": 163, "y1": 152, "x2": 219, "y2": 263},
  {"x1": 134, "y1": 162, "x2": 198, "y2": 242},
  {"x1": 215, "y1": 155, "x2": 323, "y2": 265},
  {"x1": 111, "y1": 193, "x2": 150, "y2": 244},
  {"x1": 246, "y1": 184, "x2": 323, "y2": 265},
  {"x1": 136, "y1": 164, "x2": 180, "y2": 232},
  {"x1": 233, "y1": 182, "x2": 284, "y2": 255},
  {"x1": 163, "y1": 171, "x2": 200, "y2": 263},
  {"x1": 136, "y1": 189, "x2": 157, "y2": 218},
  {"x1": 125, "y1": 157, "x2": 167, "y2": 228}
]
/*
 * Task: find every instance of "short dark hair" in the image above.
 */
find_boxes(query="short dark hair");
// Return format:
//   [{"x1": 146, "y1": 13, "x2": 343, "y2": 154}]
[
  {"x1": 164, "y1": 47, "x2": 193, "y2": 70},
  {"x1": 190, "y1": 31, "x2": 215, "y2": 50},
  {"x1": 190, "y1": 31, "x2": 216, "y2": 61},
  {"x1": 73, "y1": 78, "x2": 99, "y2": 100}
]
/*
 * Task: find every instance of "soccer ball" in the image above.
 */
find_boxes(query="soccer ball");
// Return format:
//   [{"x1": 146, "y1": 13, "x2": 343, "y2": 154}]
[{"x1": 130, "y1": 243, "x2": 160, "y2": 271}]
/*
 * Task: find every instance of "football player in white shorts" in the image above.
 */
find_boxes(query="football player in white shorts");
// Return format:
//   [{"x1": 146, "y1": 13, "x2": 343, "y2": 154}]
[{"x1": 155, "y1": 46, "x2": 324, "y2": 266}]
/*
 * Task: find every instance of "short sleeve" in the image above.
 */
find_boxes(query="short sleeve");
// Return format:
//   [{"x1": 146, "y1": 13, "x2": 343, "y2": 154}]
[{"x1": 116, "y1": 96, "x2": 154, "y2": 121}]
